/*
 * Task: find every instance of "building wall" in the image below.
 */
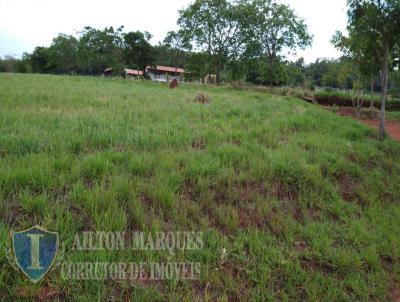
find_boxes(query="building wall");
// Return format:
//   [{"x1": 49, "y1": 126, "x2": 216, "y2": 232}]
[{"x1": 147, "y1": 71, "x2": 182, "y2": 82}]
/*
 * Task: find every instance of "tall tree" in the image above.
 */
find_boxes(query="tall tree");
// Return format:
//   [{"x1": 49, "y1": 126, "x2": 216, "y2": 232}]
[
  {"x1": 346, "y1": 0, "x2": 400, "y2": 138},
  {"x1": 47, "y1": 34, "x2": 79, "y2": 74},
  {"x1": 123, "y1": 31, "x2": 154, "y2": 76},
  {"x1": 332, "y1": 27, "x2": 381, "y2": 108},
  {"x1": 249, "y1": 0, "x2": 312, "y2": 86},
  {"x1": 29, "y1": 47, "x2": 50, "y2": 73},
  {"x1": 185, "y1": 51, "x2": 209, "y2": 81},
  {"x1": 163, "y1": 30, "x2": 191, "y2": 77},
  {"x1": 78, "y1": 26, "x2": 124, "y2": 74},
  {"x1": 178, "y1": 0, "x2": 252, "y2": 84}
]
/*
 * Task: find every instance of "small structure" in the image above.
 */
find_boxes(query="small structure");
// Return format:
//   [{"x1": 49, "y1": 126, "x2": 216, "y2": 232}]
[
  {"x1": 125, "y1": 68, "x2": 144, "y2": 79},
  {"x1": 103, "y1": 68, "x2": 113, "y2": 77},
  {"x1": 146, "y1": 65, "x2": 185, "y2": 82}
]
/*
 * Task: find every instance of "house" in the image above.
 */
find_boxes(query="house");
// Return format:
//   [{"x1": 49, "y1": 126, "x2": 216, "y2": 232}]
[
  {"x1": 125, "y1": 68, "x2": 144, "y2": 79},
  {"x1": 146, "y1": 65, "x2": 185, "y2": 82}
]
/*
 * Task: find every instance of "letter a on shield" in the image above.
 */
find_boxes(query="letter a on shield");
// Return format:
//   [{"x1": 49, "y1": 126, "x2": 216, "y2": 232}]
[{"x1": 12, "y1": 226, "x2": 59, "y2": 283}]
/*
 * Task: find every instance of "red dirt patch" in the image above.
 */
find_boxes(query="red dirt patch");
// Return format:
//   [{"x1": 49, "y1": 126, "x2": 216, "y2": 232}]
[
  {"x1": 338, "y1": 173, "x2": 365, "y2": 207},
  {"x1": 363, "y1": 120, "x2": 400, "y2": 141},
  {"x1": 389, "y1": 284, "x2": 400, "y2": 302},
  {"x1": 337, "y1": 107, "x2": 400, "y2": 141}
]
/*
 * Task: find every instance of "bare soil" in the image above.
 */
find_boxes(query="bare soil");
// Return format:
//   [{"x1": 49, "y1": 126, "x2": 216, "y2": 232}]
[{"x1": 337, "y1": 107, "x2": 400, "y2": 141}]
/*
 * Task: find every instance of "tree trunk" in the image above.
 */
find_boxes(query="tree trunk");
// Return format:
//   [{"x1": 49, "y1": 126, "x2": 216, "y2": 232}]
[
  {"x1": 175, "y1": 49, "x2": 178, "y2": 78},
  {"x1": 267, "y1": 55, "x2": 274, "y2": 87},
  {"x1": 216, "y1": 62, "x2": 222, "y2": 85},
  {"x1": 379, "y1": 41, "x2": 389, "y2": 140},
  {"x1": 370, "y1": 78, "x2": 374, "y2": 108},
  {"x1": 352, "y1": 86, "x2": 363, "y2": 119},
  {"x1": 357, "y1": 89, "x2": 364, "y2": 119},
  {"x1": 207, "y1": 33, "x2": 211, "y2": 84}
]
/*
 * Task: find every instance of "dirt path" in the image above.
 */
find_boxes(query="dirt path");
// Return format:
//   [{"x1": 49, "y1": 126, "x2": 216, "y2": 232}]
[{"x1": 337, "y1": 107, "x2": 400, "y2": 141}]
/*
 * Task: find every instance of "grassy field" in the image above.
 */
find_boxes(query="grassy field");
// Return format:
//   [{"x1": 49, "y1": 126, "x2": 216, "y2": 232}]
[{"x1": 0, "y1": 73, "x2": 400, "y2": 301}]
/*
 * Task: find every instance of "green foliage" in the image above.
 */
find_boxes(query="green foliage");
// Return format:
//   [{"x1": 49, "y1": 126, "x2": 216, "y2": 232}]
[
  {"x1": 77, "y1": 26, "x2": 125, "y2": 75},
  {"x1": 162, "y1": 30, "x2": 192, "y2": 75},
  {"x1": 124, "y1": 30, "x2": 154, "y2": 73},
  {"x1": 184, "y1": 52, "x2": 210, "y2": 81},
  {"x1": 390, "y1": 68, "x2": 400, "y2": 98},
  {"x1": 47, "y1": 34, "x2": 79, "y2": 74},
  {"x1": 0, "y1": 55, "x2": 29, "y2": 73},
  {"x1": 343, "y1": 0, "x2": 400, "y2": 136},
  {"x1": 249, "y1": 0, "x2": 312, "y2": 85},
  {"x1": 178, "y1": 0, "x2": 252, "y2": 83},
  {"x1": 29, "y1": 46, "x2": 50, "y2": 73}
]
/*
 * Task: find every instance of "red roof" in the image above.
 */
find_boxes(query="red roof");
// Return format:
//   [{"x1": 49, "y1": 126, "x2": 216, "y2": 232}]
[
  {"x1": 146, "y1": 65, "x2": 185, "y2": 73},
  {"x1": 125, "y1": 69, "x2": 143, "y2": 76}
]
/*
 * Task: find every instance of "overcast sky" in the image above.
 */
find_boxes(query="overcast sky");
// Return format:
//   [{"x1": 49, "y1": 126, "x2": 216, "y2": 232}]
[{"x1": 0, "y1": 0, "x2": 347, "y2": 63}]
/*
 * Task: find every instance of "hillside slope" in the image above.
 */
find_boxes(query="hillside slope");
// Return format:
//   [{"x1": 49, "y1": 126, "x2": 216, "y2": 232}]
[{"x1": 0, "y1": 74, "x2": 399, "y2": 301}]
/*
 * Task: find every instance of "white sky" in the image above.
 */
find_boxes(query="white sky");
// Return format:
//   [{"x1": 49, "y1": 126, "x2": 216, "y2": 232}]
[{"x1": 0, "y1": 0, "x2": 347, "y2": 63}]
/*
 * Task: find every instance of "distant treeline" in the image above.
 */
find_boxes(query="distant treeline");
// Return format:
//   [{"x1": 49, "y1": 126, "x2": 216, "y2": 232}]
[
  {"x1": 0, "y1": 0, "x2": 313, "y2": 86},
  {"x1": 0, "y1": 0, "x2": 399, "y2": 96},
  {"x1": 2, "y1": 49, "x2": 399, "y2": 96},
  {"x1": 0, "y1": 23, "x2": 313, "y2": 86}
]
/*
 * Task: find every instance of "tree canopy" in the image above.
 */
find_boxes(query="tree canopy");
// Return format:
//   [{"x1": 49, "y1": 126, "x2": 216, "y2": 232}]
[
  {"x1": 178, "y1": 0, "x2": 253, "y2": 83},
  {"x1": 337, "y1": 0, "x2": 400, "y2": 137},
  {"x1": 249, "y1": 0, "x2": 312, "y2": 85}
]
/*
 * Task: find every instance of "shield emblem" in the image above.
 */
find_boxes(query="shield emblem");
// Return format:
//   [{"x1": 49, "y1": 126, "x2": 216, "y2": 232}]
[{"x1": 12, "y1": 226, "x2": 59, "y2": 283}]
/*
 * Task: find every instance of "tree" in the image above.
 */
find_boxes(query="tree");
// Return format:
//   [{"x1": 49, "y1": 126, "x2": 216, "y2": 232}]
[
  {"x1": 178, "y1": 0, "x2": 252, "y2": 84},
  {"x1": 163, "y1": 30, "x2": 191, "y2": 77},
  {"x1": 351, "y1": 77, "x2": 365, "y2": 118},
  {"x1": 346, "y1": 0, "x2": 400, "y2": 139},
  {"x1": 321, "y1": 61, "x2": 341, "y2": 88},
  {"x1": 78, "y1": 26, "x2": 125, "y2": 75},
  {"x1": 47, "y1": 34, "x2": 79, "y2": 74},
  {"x1": 185, "y1": 51, "x2": 209, "y2": 81},
  {"x1": 332, "y1": 28, "x2": 381, "y2": 108},
  {"x1": 249, "y1": 0, "x2": 312, "y2": 86},
  {"x1": 29, "y1": 47, "x2": 50, "y2": 73},
  {"x1": 0, "y1": 55, "x2": 17, "y2": 72},
  {"x1": 305, "y1": 59, "x2": 332, "y2": 87},
  {"x1": 285, "y1": 58, "x2": 306, "y2": 87},
  {"x1": 123, "y1": 31, "x2": 154, "y2": 77}
]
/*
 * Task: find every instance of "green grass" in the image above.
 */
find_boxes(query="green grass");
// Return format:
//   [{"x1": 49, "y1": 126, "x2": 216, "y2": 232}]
[
  {"x1": 387, "y1": 111, "x2": 400, "y2": 121},
  {"x1": 1, "y1": 73, "x2": 400, "y2": 301}
]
